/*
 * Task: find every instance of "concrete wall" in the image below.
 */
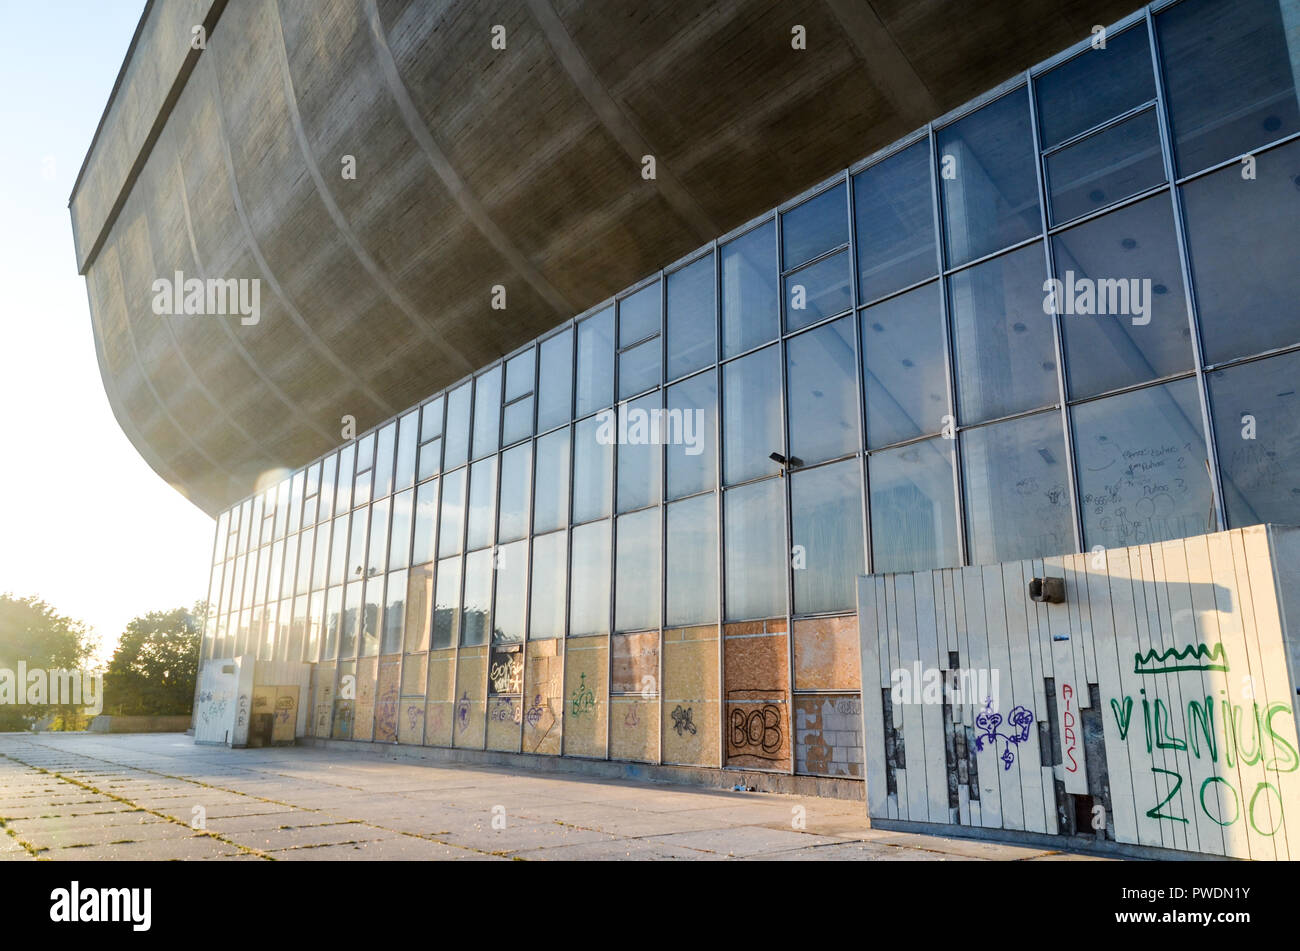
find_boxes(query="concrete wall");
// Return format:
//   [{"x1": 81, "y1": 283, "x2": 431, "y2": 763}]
[
  {"x1": 88, "y1": 715, "x2": 193, "y2": 733},
  {"x1": 195, "y1": 655, "x2": 309, "y2": 746},
  {"x1": 856, "y1": 524, "x2": 1300, "y2": 859}
]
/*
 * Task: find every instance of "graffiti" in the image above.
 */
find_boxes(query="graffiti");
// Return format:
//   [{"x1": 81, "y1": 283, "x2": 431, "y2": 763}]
[
  {"x1": 524, "y1": 694, "x2": 545, "y2": 728},
  {"x1": 405, "y1": 704, "x2": 422, "y2": 733},
  {"x1": 1061, "y1": 684, "x2": 1081, "y2": 777},
  {"x1": 624, "y1": 705, "x2": 639, "y2": 728},
  {"x1": 274, "y1": 695, "x2": 294, "y2": 726},
  {"x1": 1109, "y1": 684, "x2": 1298, "y2": 832},
  {"x1": 197, "y1": 690, "x2": 229, "y2": 726},
  {"x1": 671, "y1": 705, "x2": 697, "y2": 737},
  {"x1": 1134, "y1": 642, "x2": 1229, "y2": 675},
  {"x1": 729, "y1": 705, "x2": 783, "y2": 757},
  {"x1": 490, "y1": 697, "x2": 517, "y2": 723},
  {"x1": 489, "y1": 655, "x2": 523, "y2": 695},
  {"x1": 456, "y1": 692, "x2": 471, "y2": 730},
  {"x1": 236, "y1": 694, "x2": 250, "y2": 729},
  {"x1": 570, "y1": 672, "x2": 595, "y2": 718},
  {"x1": 973, "y1": 696, "x2": 1034, "y2": 771}
]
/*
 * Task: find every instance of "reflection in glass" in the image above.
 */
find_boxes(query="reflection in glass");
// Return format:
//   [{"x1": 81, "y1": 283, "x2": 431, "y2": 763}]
[
  {"x1": 404, "y1": 564, "x2": 433, "y2": 652},
  {"x1": 855, "y1": 140, "x2": 937, "y2": 303},
  {"x1": 537, "y1": 329, "x2": 573, "y2": 431},
  {"x1": 411, "y1": 478, "x2": 437, "y2": 566},
  {"x1": 782, "y1": 183, "x2": 847, "y2": 267},
  {"x1": 373, "y1": 422, "x2": 396, "y2": 498},
  {"x1": 1045, "y1": 109, "x2": 1164, "y2": 224},
  {"x1": 382, "y1": 569, "x2": 406, "y2": 654},
  {"x1": 498, "y1": 443, "x2": 531, "y2": 543},
  {"x1": 869, "y1": 437, "x2": 960, "y2": 573},
  {"x1": 502, "y1": 396, "x2": 533, "y2": 447},
  {"x1": 472, "y1": 367, "x2": 502, "y2": 461},
  {"x1": 784, "y1": 250, "x2": 852, "y2": 333},
  {"x1": 1052, "y1": 193, "x2": 1191, "y2": 397},
  {"x1": 791, "y1": 459, "x2": 863, "y2": 613},
  {"x1": 723, "y1": 344, "x2": 782, "y2": 485},
  {"x1": 572, "y1": 414, "x2": 613, "y2": 523},
  {"x1": 466, "y1": 457, "x2": 498, "y2": 551},
  {"x1": 618, "y1": 337, "x2": 660, "y2": 400},
  {"x1": 1073, "y1": 378, "x2": 1213, "y2": 550},
  {"x1": 443, "y1": 383, "x2": 471, "y2": 470},
  {"x1": 949, "y1": 244, "x2": 1056, "y2": 423},
  {"x1": 937, "y1": 89, "x2": 1040, "y2": 267},
  {"x1": 667, "y1": 253, "x2": 715, "y2": 380},
  {"x1": 493, "y1": 540, "x2": 527, "y2": 643},
  {"x1": 347, "y1": 509, "x2": 368, "y2": 581},
  {"x1": 862, "y1": 281, "x2": 947, "y2": 448},
  {"x1": 666, "y1": 494, "x2": 718, "y2": 626},
  {"x1": 721, "y1": 222, "x2": 778, "y2": 357},
  {"x1": 506, "y1": 349, "x2": 534, "y2": 402},
  {"x1": 576, "y1": 307, "x2": 615, "y2": 417},
  {"x1": 667, "y1": 370, "x2": 717, "y2": 499},
  {"x1": 724, "y1": 478, "x2": 785, "y2": 621},
  {"x1": 787, "y1": 316, "x2": 858, "y2": 465},
  {"x1": 619, "y1": 281, "x2": 660, "y2": 346},
  {"x1": 617, "y1": 393, "x2": 662, "y2": 513},
  {"x1": 1209, "y1": 352, "x2": 1300, "y2": 527},
  {"x1": 438, "y1": 467, "x2": 466, "y2": 557},
  {"x1": 1035, "y1": 26, "x2": 1156, "y2": 148},
  {"x1": 529, "y1": 531, "x2": 567, "y2": 639},
  {"x1": 420, "y1": 395, "x2": 443, "y2": 442},
  {"x1": 569, "y1": 520, "x2": 611, "y2": 637},
  {"x1": 615, "y1": 508, "x2": 660, "y2": 632},
  {"x1": 388, "y1": 489, "x2": 413, "y2": 570},
  {"x1": 360, "y1": 575, "x2": 382, "y2": 657},
  {"x1": 432, "y1": 556, "x2": 461, "y2": 649},
  {"x1": 533, "y1": 427, "x2": 570, "y2": 534},
  {"x1": 395, "y1": 411, "x2": 418, "y2": 492},
  {"x1": 962, "y1": 411, "x2": 1072, "y2": 565},
  {"x1": 461, "y1": 549, "x2": 493, "y2": 647},
  {"x1": 367, "y1": 498, "x2": 389, "y2": 577}
]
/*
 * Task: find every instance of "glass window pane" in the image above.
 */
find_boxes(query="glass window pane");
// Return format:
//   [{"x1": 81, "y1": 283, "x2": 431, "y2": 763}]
[
  {"x1": 667, "y1": 370, "x2": 717, "y2": 499},
  {"x1": 405, "y1": 563, "x2": 433, "y2": 652},
  {"x1": 723, "y1": 344, "x2": 782, "y2": 484},
  {"x1": 537, "y1": 329, "x2": 573, "y2": 431},
  {"x1": 347, "y1": 509, "x2": 369, "y2": 581},
  {"x1": 666, "y1": 253, "x2": 716, "y2": 380},
  {"x1": 287, "y1": 473, "x2": 304, "y2": 535},
  {"x1": 443, "y1": 382, "x2": 471, "y2": 469},
  {"x1": 296, "y1": 526, "x2": 314, "y2": 596},
  {"x1": 615, "y1": 508, "x2": 660, "y2": 632},
  {"x1": 353, "y1": 462, "x2": 373, "y2": 509},
  {"x1": 1073, "y1": 378, "x2": 1214, "y2": 550},
  {"x1": 383, "y1": 569, "x2": 406, "y2": 654},
  {"x1": 533, "y1": 427, "x2": 570, "y2": 534},
  {"x1": 855, "y1": 140, "x2": 938, "y2": 303},
  {"x1": 782, "y1": 183, "x2": 848, "y2": 267},
  {"x1": 1182, "y1": 138, "x2": 1300, "y2": 364},
  {"x1": 962, "y1": 411, "x2": 1073, "y2": 565},
  {"x1": 367, "y1": 498, "x2": 390, "y2": 577},
  {"x1": 787, "y1": 315, "x2": 858, "y2": 465},
  {"x1": 1051, "y1": 193, "x2": 1193, "y2": 397},
  {"x1": 570, "y1": 520, "x2": 611, "y2": 636},
  {"x1": 784, "y1": 250, "x2": 852, "y2": 333},
  {"x1": 1158, "y1": 0, "x2": 1300, "y2": 177},
  {"x1": 420, "y1": 395, "x2": 444, "y2": 442},
  {"x1": 505, "y1": 349, "x2": 534, "y2": 402},
  {"x1": 312, "y1": 520, "x2": 331, "y2": 591},
  {"x1": 334, "y1": 444, "x2": 355, "y2": 516},
  {"x1": 324, "y1": 587, "x2": 342, "y2": 660},
  {"x1": 329, "y1": 515, "x2": 349, "y2": 586},
  {"x1": 1045, "y1": 109, "x2": 1165, "y2": 224},
  {"x1": 411, "y1": 478, "x2": 438, "y2": 566},
  {"x1": 618, "y1": 338, "x2": 660, "y2": 400},
  {"x1": 360, "y1": 575, "x2": 382, "y2": 657},
  {"x1": 666, "y1": 494, "x2": 718, "y2": 626},
  {"x1": 724, "y1": 479, "x2": 786, "y2": 621},
  {"x1": 617, "y1": 393, "x2": 662, "y2": 513},
  {"x1": 373, "y1": 422, "x2": 396, "y2": 498},
  {"x1": 502, "y1": 396, "x2": 533, "y2": 446},
  {"x1": 791, "y1": 459, "x2": 864, "y2": 614},
  {"x1": 493, "y1": 540, "x2": 528, "y2": 643},
  {"x1": 389, "y1": 488, "x2": 413, "y2": 570},
  {"x1": 498, "y1": 443, "x2": 531, "y2": 543},
  {"x1": 1035, "y1": 26, "x2": 1156, "y2": 148},
  {"x1": 950, "y1": 244, "x2": 1057, "y2": 423},
  {"x1": 573, "y1": 414, "x2": 613, "y2": 523},
  {"x1": 472, "y1": 367, "x2": 502, "y2": 460},
  {"x1": 438, "y1": 467, "x2": 466, "y2": 556},
  {"x1": 869, "y1": 437, "x2": 960, "y2": 572},
  {"x1": 281, "y1": 533, "x2": 299, "y2": 600},
  {"x1": 355, "y1": 433, "x2": 375, "y2": 473},
  {"x1": 530, "y1": 531, "x2": 566, "y2": 639},
  {"x1": 1209, "y1": 351, "x2": 1300, "y2": 527},
  {"x1": 862, "y1": 281, "x2": 947, "y2": 448},
  {"x1": 937, "y1": 89, "x2": 1041, "y2": 267},
  {"x1": 341, "y1": 579, "x2": 363, "y2": 657},
  {"x1": 619, "y1": 281, "x2": 660, "y2": 346},
  {"x1": 417, "y1": 437, "x2": 441, "y2": 482},
  {"x1": 395, "y1": 411, "x2": 418, "y2": 493},
  {"x1": 466, "y1": 457, "x2": 498, "y2": 551},
  {"x1": 721, "y1": 222, "x2": 779, "y2": 357},
  {"x1": 576, "y1": 307, "x2": 615, "y2": 417},
  {"x1": 433, "y1": 556, "x2": 461, "y2": 650},
  {"x1": 461, "y1": 549, "x2": 493, "y2": 647}
]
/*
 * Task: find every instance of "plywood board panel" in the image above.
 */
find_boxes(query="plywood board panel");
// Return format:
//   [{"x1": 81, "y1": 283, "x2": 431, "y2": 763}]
[
  {"x1": 662, "y1": 625, "x2": 719, "y2": 767},
  {"x1": 374, "y1": 655, "x2": 400, "y2": 743},
  {"x1": 611, "y1": 631, "x2": 659, "y2": 696},
  {"x1": 724, "y1": 620, "x2": 790, "y2": 771},
  {"x1": 610, "y1": 696, "x2": 658, "y2": 762},
  {"x1": 352, "y1": 656, "x2": 377, "y2": 743},
  {"x1": 453, "y1": 646, "x2": 487, "y2": 750},
  {"x1": 564, "y1": 635, "x2": 608, "y2": 758},
  {"x1": 523, "y1": 638, "x2": 564, "y2": 756},
  {"x1": 486, "y1": 694, "x2": 522, "y2": 751},
  {"x1": 424, "y1": 648, "x2": 456, "y2": 748},
  {"x1": 793, "y1": 615, "x2": 861, "y2": 691}
]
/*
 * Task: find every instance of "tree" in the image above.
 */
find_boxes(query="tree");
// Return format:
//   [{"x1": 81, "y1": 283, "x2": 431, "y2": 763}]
[
  {"x1": 0, "y1": 595, "x2": 95, "y2": 731},
  {"x1": 104, "y1": 602, "x2": 203, "y2": 716}
]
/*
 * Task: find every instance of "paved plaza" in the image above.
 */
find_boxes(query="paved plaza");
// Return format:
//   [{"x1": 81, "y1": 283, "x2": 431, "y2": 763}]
[{"x1": 0, "y1": 734, "x2": 1103, "y2": 861}]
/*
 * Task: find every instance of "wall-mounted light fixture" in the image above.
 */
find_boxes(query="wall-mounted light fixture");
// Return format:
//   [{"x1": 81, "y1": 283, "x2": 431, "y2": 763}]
[
  {"x1": 769, "y1": 451, "x2": 803, "y2": 476},
  {"x1": 1029, "y1": 577, "x2": 1066, "y2": 603}
]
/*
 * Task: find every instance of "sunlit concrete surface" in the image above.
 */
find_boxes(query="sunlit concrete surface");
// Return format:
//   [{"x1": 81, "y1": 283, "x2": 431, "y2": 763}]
[{"x1": 0, "y1": 733, "x2": 1105, "y2": 861}]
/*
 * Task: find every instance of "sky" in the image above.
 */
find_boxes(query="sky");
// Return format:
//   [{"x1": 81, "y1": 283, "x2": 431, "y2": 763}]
[{"x1": 0, "y1": 1, "x2": 214, "y2": 664}]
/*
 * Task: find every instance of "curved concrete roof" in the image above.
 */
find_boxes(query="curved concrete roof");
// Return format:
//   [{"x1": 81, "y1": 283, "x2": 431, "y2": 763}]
[{"x1": 73, "y1": 0, "x2": 1140, "y2": 516}]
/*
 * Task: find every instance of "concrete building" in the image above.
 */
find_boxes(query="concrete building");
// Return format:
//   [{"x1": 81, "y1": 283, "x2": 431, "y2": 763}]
[{"x1": 74, "y1": 0, "x2": 1300, "y2": 858}]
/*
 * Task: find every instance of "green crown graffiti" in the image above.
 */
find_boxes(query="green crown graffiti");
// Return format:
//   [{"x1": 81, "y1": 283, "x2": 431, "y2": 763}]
[{"x1": 1133, "y1": 642, "x2": 1229, "y2": 675}]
